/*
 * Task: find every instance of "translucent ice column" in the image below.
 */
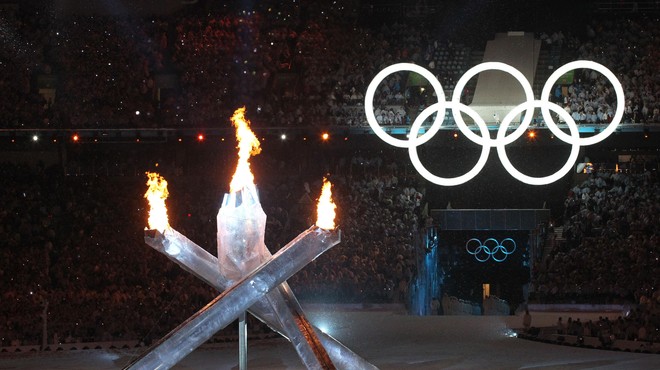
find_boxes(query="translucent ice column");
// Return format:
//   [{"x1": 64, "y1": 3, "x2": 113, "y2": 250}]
[
  {"x1": 126, "y1": 226, "x2": 340, "y2": 370},
  {"x1": 217, "y1": 184, "x2": 270, "y2": 284},
  {"x1": 143, "y1": 228, "x2": 377, "y2": 370},
  {"x1": 217, "y1": 184, "x2": 335, "y2": 369},
  {"x1": 139, "y1": 165, "x2": 376, "y2": 368}
]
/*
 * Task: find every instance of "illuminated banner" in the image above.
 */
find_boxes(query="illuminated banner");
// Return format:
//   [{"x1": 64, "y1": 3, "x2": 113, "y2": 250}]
[
  {"x1": 364, "y1": 61, "x2": 624, "y2": 186},
  {"x1": 465, "y1": 238, "x2": 516, "y2": 262}
]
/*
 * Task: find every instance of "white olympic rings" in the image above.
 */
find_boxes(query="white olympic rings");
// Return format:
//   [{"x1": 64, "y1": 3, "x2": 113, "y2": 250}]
[
  {"x1": 364, "y1": 61, "x2": 625, "y2": 186},
  {"x1": 465, "y1": 238, "x2": 517, "y2": 263}
]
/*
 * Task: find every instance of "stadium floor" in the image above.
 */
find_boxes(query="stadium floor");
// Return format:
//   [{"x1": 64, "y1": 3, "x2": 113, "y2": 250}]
[{"x1": 1, "y1": 310, "x2": 658, "y2": 369}]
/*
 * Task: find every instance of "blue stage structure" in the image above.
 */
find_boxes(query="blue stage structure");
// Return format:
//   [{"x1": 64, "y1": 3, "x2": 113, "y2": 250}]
[
  {"x1": 410, "y1": 226, "x2": 441, "y2": 315},
  {"x1": 410, "y1": 209, "x2": 549, "y2": 315}
]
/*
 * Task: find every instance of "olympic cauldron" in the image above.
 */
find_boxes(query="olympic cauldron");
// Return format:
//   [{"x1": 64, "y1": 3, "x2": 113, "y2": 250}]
[{"x1": 125, "y1": 109, "x2": 377, "y2": 370}]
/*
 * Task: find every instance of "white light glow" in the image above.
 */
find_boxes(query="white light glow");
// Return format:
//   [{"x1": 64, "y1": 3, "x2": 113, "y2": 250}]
[{"x1": 364, "y1": 61, "x2": 624, "y2": 186}]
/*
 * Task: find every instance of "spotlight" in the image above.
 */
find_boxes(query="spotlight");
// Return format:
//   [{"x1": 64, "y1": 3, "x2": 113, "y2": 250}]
[
  {"x1": 280, "y1": 134, "x2": 287, "y2": 140},
  {"x1": 32, "y1": 135, "x2": 39, "y2": 142},
  {"x1": 72, "y1": 134, "x2": 79, "y2": 142},
  {"x1": 453, "y1": 131, "x2": 459, "y2": 139},
  {"x1": 316, "y1": 322, "x2": 330, "y2": 334},
  {"x1": 527, "y1": 130, "x2": 536, "y2": 139},
  {"x1": 321, "y1": 132, "x2": 329, "y2": 141},
  {"x1": 197, "y1": 134, "x2": 205, "y2": 142}
]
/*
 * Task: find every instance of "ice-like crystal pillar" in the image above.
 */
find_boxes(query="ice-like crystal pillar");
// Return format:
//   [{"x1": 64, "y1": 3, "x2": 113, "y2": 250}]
[
  {"x1": 217, "y1": 184, "x2": 335, "y2": 369},
  {"x1": 143, "y1": 229, "x2": 378, "y2": 370},
  {"x1": 217, "y1": 185, "x2": 270, "y2": 283},
  {"x1": 144, "y1": 228, "x2": 230, "y2": 289},
  {"x1": 125, "y1": 226, "x2": 340, "y2": 370}
]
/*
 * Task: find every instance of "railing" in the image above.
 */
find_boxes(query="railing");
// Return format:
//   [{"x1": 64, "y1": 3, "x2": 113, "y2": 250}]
[
  {"x1": 595, "y1": 0, "x2": 660, "y2": 12},
  {"x1": 1, "y1": 121, "x2": 658, "y2": 138},
  {"x1": 441, "y1": 295, "x2": 481, "y2": 315},
  {"x1": 483, "y1": 296, "x2": 511, "y2": 316}
]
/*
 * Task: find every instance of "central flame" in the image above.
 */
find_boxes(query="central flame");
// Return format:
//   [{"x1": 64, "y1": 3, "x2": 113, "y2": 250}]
[
  {"x1": 315, "y1": 178, "x2": 337, "y2": 230},
  {"x1": 229, "y1": 107, "x2": 262, "y2": 193},
  {"x1": 144, "y1": 172, "x2": 170, "y2": 233}
]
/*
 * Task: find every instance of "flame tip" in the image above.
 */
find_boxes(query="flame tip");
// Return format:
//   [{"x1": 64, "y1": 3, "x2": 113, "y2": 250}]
[
  {"x1": 229, "y1": 107, "x2": 261, "y2": 193},
  {"x1": 315, "y1": 178, "x2": 337, "y2": 230},
  {"x1": 145, "y1": 171, "x2": 170, "y2": 233}
]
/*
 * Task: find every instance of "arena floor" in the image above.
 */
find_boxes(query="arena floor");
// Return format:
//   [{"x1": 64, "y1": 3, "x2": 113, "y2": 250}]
[{"x1": 1, "y1": 310, "x2": 658, "y2": 369}]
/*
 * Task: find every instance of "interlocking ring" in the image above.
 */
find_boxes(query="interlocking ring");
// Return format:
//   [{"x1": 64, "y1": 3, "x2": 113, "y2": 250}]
[
  {"x1": 364, "y1": 61, "x2": 624, "y2": 186},
  {"x1": 465, "y1": 238, "x2": 517, "y2": 262}
]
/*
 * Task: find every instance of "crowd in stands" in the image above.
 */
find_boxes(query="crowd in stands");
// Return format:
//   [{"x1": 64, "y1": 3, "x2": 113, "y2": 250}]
[
  {"x1": 552, "y1": 301, "x2": 660, "y2": 345},
  {"x1": 1, "y1": 0, "x2": 659, "y2": 350},
  {"x1": 290, "y1": 152, "x2": 423, "y2": 303},
  {"x1": 530, "y1": 167, "x2": 659, "y2": 344},
  {"x1": 556, "y1": 18, "x2": 660, "y2": 124},
  {"x1": 533, "y1": 169, "x2": 659, "y2": 304},
  {"x1": 1, "y1": 1, "x2": 658, "y2": 131},
  {"x1": 0, "y1": 144, "x2": 425, "y2": 346},
  {"x1": 0, "y1": 162, "x2": 221, "y2": 346}
]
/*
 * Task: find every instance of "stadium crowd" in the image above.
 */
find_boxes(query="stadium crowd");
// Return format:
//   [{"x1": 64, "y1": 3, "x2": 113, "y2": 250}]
[
  {"x1": 2, "y1": 150, "x2": 657, "y2": 347},
  {"x1": 0, "y1": 145, "x2": 426, "y2": 346},
  {"x1": 533, "y1": 169, "x2": 659, "y2": 304},
  {"x1": 530, "y1": 167, "x2": 660, "y2": 344},
  {"x1": 1, "y1": 1, "x2": 659, "y2": 131},
  {"x1": 552, "y1": 305, "x2": 660, "y2": 346},
  {"x1": 289, "y1": 152, "x2": 423, "y2": 303},
  {"x1": 1, "y1": 0, "x2": 658, "y2": 349}
]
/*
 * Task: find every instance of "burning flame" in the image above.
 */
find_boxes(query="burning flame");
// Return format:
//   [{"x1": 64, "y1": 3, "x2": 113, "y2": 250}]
[
  {"x1": 315, "y1": 178, "x2": 337, "y2": 230},
  {"x1": 144, "y1": 172, "x2": 170, "y2": 233},
  {"x1": 229, "y1": 107, "x2": 262, "y2": 193}
]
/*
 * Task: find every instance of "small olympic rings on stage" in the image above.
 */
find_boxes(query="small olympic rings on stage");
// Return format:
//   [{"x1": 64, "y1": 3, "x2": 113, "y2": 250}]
[
  {"x1": 364, "y1": 61, "x2": 625, "y2": 186},
  {"x1": 465, "y1": 238, "x2": 517, "y2": 262}
]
